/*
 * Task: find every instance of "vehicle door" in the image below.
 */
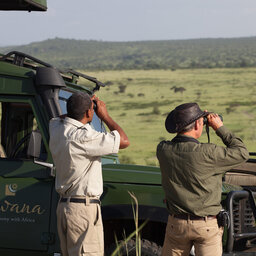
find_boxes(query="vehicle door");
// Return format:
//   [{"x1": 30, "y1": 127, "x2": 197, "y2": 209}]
[{"x1": 0, "y1": 97, "x2": 55, "y2": 251}]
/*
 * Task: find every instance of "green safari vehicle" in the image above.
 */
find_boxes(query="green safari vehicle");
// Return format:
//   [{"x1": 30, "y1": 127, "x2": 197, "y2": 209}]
[
  {"x1": 0, "y1": 51, "x2": 256, "y2": 256},
  {"x1": 1, "y1": 2, "x2": 256, "y2": 254}
]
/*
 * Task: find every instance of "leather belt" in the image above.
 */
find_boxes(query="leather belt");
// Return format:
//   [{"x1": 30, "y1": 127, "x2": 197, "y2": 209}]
[
  {"x1": 60, "y1": 198, "x2": 100, "y2": 204},
  {"x1": 173, "y1": 214, "x2": 216, "y2": 221}
]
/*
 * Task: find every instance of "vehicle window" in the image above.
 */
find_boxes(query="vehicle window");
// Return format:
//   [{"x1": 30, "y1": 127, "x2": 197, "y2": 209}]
[
  {"x1": 59, "y1": 89, "x2": 106, "y2": 133},
  {"x1": 0, "y1": 101, "x2": 47, "y2": 160}
]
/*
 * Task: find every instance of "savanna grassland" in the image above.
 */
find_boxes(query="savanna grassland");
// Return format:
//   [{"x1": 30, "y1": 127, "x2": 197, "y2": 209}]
[{"x1": 81, "y1": 68, "x2": 256, "y2": 166}]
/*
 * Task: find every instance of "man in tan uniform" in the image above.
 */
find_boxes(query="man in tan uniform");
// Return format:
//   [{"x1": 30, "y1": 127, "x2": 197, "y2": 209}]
[
  {"x1": 157, "y1": 103, "x2": 249, "y2": 256},
  {"x1": 49, "y1": 92, "x2": 129, "y2": 256}
]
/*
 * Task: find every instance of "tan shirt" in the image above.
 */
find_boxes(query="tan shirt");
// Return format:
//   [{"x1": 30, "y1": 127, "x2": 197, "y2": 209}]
[{"x1": 49, "y1": 117, "x2": 120, "y2": 198}]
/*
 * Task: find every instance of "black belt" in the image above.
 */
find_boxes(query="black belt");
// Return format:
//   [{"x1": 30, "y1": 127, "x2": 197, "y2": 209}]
[
  {"x1": 173, "y1": 214, "x2": 216, "y2": 221},
  {"x1": 60, "y1": 198, "x2": 100, "y2": 204}
]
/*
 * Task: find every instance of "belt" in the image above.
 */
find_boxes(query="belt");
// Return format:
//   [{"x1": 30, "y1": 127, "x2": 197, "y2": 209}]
[
  {"x1": 60, "y1": 198, "x2": 100, "y2": 204},
  {"x1": 173, "y1": 214, "x2": 216, "y2": 221}
]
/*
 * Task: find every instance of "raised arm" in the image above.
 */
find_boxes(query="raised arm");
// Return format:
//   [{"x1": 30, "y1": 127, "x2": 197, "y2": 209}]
[{"x1": 94, "y1": 97, "x2": 130, "y2": 149}]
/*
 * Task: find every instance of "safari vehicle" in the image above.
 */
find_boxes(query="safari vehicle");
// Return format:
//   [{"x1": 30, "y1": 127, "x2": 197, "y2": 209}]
[
  {"x1": 0, "y1": 50, "x2": 256, "y2": 256},
  {"x1": 1, "y1": 1, "x2": 256, "y2": 255}
]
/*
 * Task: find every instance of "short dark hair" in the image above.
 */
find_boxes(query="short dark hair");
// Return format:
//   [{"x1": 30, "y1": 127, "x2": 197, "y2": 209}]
[{"x1": 67, "y1": 92, "x2": 92, "y2": 121}]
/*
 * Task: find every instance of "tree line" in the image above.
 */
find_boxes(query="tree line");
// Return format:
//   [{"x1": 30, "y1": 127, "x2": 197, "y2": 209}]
[{"x1": 1, "y1": 37, "x2": 256, "y2": 70}]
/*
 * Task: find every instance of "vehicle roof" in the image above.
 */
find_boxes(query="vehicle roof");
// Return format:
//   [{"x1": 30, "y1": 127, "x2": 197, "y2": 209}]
[
  {"x1": 0, "y1": 0, "x2": 47, "y2": 12},
  {"x1": 0, "y1": 51, "x2": 105, "y2": 96}
]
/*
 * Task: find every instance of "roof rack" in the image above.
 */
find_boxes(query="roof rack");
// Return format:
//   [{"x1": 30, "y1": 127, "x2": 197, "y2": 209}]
[
  {"x1": 64, "y1": 69, "x2": 106, "y2": 92},
  {"x1": 0, "y1": 51, "x2": 52, "y2": 68},
  {"x1": 0, "y1": 51, "x2": 106, "y2": 92}
]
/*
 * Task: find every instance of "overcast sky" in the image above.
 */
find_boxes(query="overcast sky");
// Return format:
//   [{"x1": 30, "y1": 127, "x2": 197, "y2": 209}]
[{"x1": 1, "y1": 0, "x2": 256, "y2": 46}]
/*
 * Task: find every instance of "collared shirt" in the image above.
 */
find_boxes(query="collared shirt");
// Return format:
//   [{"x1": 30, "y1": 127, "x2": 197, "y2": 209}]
[
  {"x1": 157, "y1": 126, "x2": 249, "y2": 217},
  {"x1": 49, "y1": 117, "x2": 120, "y2": 198}
]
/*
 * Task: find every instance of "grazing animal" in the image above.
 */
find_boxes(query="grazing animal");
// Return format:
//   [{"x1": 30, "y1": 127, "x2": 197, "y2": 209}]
[{"x1": 171, "y1": 86, "x2": 186, "y2": 94}]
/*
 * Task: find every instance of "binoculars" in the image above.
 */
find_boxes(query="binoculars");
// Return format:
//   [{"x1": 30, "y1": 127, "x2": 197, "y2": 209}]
[
  {"x1": 203, "y1": 114, "x2": 223, "y2": 125},
  {"x1": 93, "y1": 100, "x2": 97, "y2": 111}
]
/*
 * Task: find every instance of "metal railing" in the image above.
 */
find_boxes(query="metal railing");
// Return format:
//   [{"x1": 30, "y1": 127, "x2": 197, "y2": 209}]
[{"x1": 226, "y1": 190, "x2": 256, "y2": 253}]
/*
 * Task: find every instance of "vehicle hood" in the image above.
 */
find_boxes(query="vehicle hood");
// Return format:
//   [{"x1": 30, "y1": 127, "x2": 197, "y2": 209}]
[
  {"x1": 102, "y1": 163, "x2": 161, "y2": 185},
  {"x1": 103, "y1": 163, "x2": 247, "y2": 192}
]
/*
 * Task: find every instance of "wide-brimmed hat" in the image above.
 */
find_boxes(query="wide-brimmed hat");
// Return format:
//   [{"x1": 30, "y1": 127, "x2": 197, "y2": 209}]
[{"x1": 165, "y1": 103, "x2": 209, "y2": 133}]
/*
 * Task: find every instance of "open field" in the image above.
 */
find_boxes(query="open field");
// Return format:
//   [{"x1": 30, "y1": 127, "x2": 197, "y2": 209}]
[{"x1": 82, "y1": 68, "x2": 256, "y2": 166}]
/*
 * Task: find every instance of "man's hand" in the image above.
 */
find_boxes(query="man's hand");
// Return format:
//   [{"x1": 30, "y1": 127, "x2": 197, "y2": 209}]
[
  {"x1": 207, "y1": 113, "x2": 223, "y2": 131},
  {"x1": 93, "y1": 96, "x2": 110, "y2": 121},
  {"x1": 91, "y1": 95, "x2": 129, "y2": 149}
]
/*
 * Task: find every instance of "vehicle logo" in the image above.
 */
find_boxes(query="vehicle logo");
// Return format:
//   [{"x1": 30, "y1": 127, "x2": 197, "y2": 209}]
[{"x1": 5, "y1": 184, "x2": 18, "y2": 196}]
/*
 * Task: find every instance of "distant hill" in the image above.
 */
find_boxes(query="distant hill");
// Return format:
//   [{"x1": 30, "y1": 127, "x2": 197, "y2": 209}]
[{"x1": 1, "y1": 37, "x2": 256, "y2": 70}]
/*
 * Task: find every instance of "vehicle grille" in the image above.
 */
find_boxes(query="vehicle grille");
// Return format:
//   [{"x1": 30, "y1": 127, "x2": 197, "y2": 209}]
[{"x1": 233, "y1": 199, "x2": 255, "y2": 234}]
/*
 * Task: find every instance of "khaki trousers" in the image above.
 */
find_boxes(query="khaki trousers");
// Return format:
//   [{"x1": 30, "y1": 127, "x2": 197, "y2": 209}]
[
  {"x1": 162, "y1": 215, "x2": 223, "y2": 256},
  {"x1": 57, "y1": 200, "x2": 104, "y2": 256}
]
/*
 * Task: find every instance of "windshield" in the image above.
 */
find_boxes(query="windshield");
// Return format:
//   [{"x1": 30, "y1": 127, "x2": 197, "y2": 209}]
[{"x1": 59, "y1": 90, "x2": 105, "y2": 133}]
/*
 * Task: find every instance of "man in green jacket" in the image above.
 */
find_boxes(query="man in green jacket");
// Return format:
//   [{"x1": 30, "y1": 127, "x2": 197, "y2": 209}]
[{"x1": 156, "y1": 103, "x2": 249, "y2": 256}]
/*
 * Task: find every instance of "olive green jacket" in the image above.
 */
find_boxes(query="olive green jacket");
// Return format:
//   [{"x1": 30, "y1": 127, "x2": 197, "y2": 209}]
[{"x1": 156, "y1": 126, "x2": 249, "y2": 216}]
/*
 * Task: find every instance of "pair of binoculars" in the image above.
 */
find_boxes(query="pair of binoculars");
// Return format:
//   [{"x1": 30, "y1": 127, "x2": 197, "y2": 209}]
[
  {"x1": 203, "y1": 114, "x2": 223, "y2": 125},
  {"x1": 93, "y1": 100, "x2": 97, "y2": 111}
]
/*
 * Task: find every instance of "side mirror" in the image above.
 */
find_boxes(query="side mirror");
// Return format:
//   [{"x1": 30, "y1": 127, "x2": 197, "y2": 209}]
[
  {"x1": 27, "y1": 130, "x2": 42, "y2": 158},
  {"x1": 27, "y1": 130, "x2": 55, "y2": 177}
]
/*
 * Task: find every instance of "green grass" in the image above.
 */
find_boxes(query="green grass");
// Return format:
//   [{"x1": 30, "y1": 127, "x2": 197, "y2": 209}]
[{"x1": 82, "y1": 68, "x2": 256, "y2": 166}]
